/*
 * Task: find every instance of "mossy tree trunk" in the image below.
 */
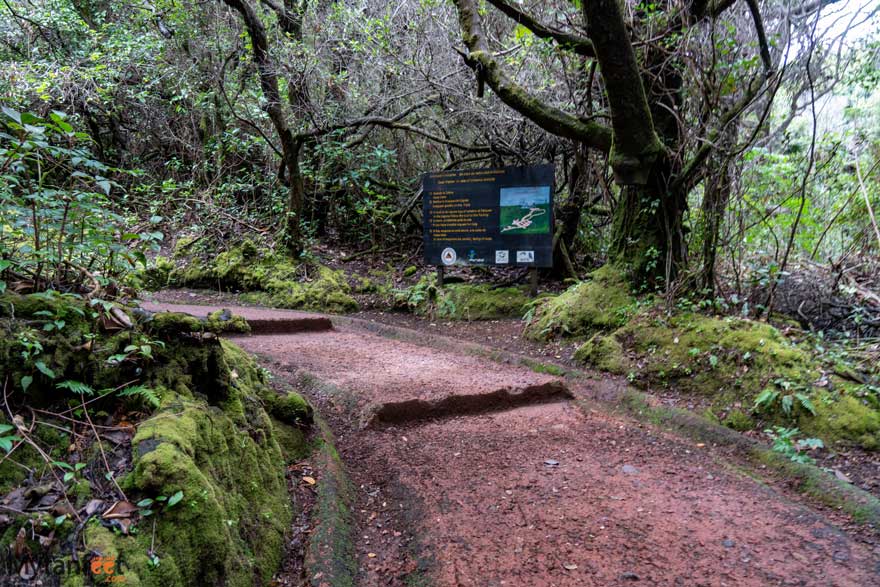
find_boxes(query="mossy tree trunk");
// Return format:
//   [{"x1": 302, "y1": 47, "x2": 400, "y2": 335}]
[
  {"x1": 451, "y1": 0, "x2": 772, "y2": 288},
  {"x1": 453, "y1": 0, "x2": 678, "y2": 284}
]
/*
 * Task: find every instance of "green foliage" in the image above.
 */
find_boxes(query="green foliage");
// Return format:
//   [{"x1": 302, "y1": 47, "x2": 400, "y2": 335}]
[
  {"x1": 765, "y1": 427, "x2": 824, "y2": 465},
  {"x1": 0, "y1": 108, "x2": 160, "y2": 293},
  {"x1": 0, "y1": 423, "x2": 21, "y2": 453},
  {"x1": 753, "y1": 379, "x2": 816, "y2": 418},
  {"x1": 393, "y1": 276, "x2": 534, "y2": 320}
]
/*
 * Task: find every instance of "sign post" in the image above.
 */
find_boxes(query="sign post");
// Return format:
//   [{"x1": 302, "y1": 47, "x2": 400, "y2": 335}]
[{"x1": 422, "y1": 165, "x2": 554, "y2": 294}]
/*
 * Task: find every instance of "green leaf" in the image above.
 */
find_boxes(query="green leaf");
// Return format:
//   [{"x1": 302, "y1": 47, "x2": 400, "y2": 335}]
[
  {"x1": 2, "y1": 106, "x2": 22, "y2": 124},
  {"x1": 63, "y1": 472, "x2": 75, "y2": 482},
  {"x1": 0, "y1": 260, "x2": 11, "y2": 271},
  {"x1": 0, "y1": 424, "x2": 14, "y2": 435},
  {"x1": 795, "y1": 393, "x2": 816, "y2": 416},
  {"x1": 137, "y1": 498, "x2": 154, "y2": 508},
  {"x1": 167, "y1": 490, "x2": 183, "y2": 508},
  {"x1": 781, "y1": 394, "x2": 793, "y2": 415},
  {"x1": 20, "y1": 376, "x2": 33, "y2": 392},
  {"x1": 753, "y1": 388, "x2": 777, "y2": 411},
  {"x1": 35, "y1": 361, "x2": 56, "y2": 379},
  {"x1": 97, "y1": 179, "x2": 111, "y2": 194},
  {"x1": 0, "y1": 436, "x2": 20, "y2": 453},
  {"x1": 56, "y1": 380, "x2": 95, "y2": 395},
  {"x1": 54, "y1": 514, "x2": 67, "y2": 526}
]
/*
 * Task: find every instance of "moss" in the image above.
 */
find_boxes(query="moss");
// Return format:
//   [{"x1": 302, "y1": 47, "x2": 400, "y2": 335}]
[
  {"x1": 270, "y1": 417, "x2": 310, "y2": 462},
  {"x1": 395, "y1": 278, "x2": 534, "y2": 320},
  {"x1": 205, "y1": 310, "x2": 250, "y2": 334},
  {"x1": 522, "y1": 359, "x2": 567, "y2": 377},
  {"x1": 146, "y1": 310, "x2": 251, "y2": 336},
  {"x1": 165, "y1": 241, "x2": 299, "y2": 292},
  {"x1": 808, "y1": 395, "x2": 880, "y2": 449},
  {"x1": 574, "y1": 334, "x2": 630, "y2": 374},
  {"x1": 305, "y1": 419, "x2": 357, "y2": 587},
  {"x1": 138, "y1": 256, "x2": 176, "y2": 291},
  {"x1": 524, "y1": 265, "x2": 634, "y2": 340},
  {"x1": 70, "y1": 340, "x2": 307, "y2": 586},
  {"x1": 0, "y1": 294, "x2": 311, "y2": 585},
  {"x1": 723, "y1": 409, "x2": 755, "y2": 432},
  {"x1": 570, "y1": 306, "x2": 880, "y2": 450},
  {"x1": 118, "y1": 345, "x2": 293, "y2": 585},
  {"x1": 608, "y1": 312, "x2": 818, "y2": 399},
  {"x1": 249, "y1": 265, "x2": 358, "y2": 313},
  {"x1": 403, "y1": 265, "x2": 418, "y2": 278},
  {"x1": 266, "y1": 392, "x2": 313, "y2": 426}
]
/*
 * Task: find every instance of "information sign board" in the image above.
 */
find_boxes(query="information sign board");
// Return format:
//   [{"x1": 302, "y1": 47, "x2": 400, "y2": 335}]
[{"x1": 422, "y1": 165, "x2": 554, "y2": 267}]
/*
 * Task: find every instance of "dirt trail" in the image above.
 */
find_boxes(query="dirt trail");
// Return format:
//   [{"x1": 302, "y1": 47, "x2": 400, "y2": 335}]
[{"x1": 147, "y1": 302, "x2": 880, "y2": 586}]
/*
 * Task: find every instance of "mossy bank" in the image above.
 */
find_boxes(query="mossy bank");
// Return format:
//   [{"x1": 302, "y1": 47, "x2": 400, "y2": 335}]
[
  {"x1": 394, "y1": 275, "x2": 536, "y2": 320},
  {"x1": 0, "y1": 293, "x2": 313, "y2": 586},
  {"x1": 138, "y1": 239, "x2": 358, "y2": 313},
  {"x1": 524, "y1": 265, "x2": 880, "y2": 451}
]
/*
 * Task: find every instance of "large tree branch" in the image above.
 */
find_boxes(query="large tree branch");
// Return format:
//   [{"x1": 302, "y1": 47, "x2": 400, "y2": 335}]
[
  {"x1": 583, "y1": 0, "x2": 664, "y2": 184},
  {"x1": 259, "y1": 0, "x2": 307, "y2": 39},
  {"x1": 450, "y1": 0, "x2": 611, "y2": 152},
  {"x1": 744, "y1": 0, "x2": 773, "y2": 73},
  {"x1": 484, "y1": 0, "x2": 594, "y2": 57}
]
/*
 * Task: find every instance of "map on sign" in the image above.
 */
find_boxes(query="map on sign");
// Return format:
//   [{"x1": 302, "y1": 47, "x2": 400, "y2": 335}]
[
  {"x1": 499, "y1": 186, "x2": 551, "y2": 234},
  {"x1": 422, "y1": 165, "x2": 554, "y2": 267}
]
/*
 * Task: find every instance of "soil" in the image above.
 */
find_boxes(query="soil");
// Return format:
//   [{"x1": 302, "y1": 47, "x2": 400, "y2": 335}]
[{"x1": 146, "y1": 299, "x2": 880, "y2": 586}]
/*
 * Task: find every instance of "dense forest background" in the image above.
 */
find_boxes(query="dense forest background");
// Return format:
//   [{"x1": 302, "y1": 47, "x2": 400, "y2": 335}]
[{"x1": 1, "y1": 0, "x2": 878, "y2": 323}]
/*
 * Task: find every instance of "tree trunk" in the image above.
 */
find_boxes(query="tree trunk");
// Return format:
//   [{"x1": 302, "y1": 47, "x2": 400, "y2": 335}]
[
  {"x1": 609, "y1": 155, "x2": 686, "y2": 288},
  {"x1": 222, "y1": 0, "x2": 303, "y2": 253},
  {"x1": 700, "y1": 166, "x2": 731, "y2": 295}
]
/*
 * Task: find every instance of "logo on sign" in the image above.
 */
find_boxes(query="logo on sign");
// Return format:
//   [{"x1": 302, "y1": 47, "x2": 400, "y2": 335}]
[
  {"x1": 441, "y1": 247, "x2": 457, "y2": 266},
  {"x1": 495, "y1": 250, "x2": 509, "y2": 264},
  {"x1": 516, "y1": 250, "x2": 535, "y2": 263}
]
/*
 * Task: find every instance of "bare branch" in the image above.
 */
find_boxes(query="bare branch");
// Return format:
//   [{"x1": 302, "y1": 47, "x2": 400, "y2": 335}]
[{"x1": 484, "y1": 0, "x2": 595, "y2": 57}]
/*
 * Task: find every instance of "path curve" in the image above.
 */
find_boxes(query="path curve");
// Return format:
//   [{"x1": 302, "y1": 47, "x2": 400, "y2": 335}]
[{"x1": 144, "y1": 301, "x2": 880, "y2": 586}]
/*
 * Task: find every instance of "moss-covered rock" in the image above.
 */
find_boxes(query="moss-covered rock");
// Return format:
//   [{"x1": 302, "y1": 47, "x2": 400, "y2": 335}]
[
  {"x1": 144, "y1": 309, "x2": 251, "y2": 336},
  {"x1": 809, "y1": 395, "x2": 880, "y2": 450},
  {"x1": 574, "y1": 334, "x2": 630, "y2": 374},
  {"x1": 248, "y1": 265, "x2": 358, "y2": 313},
  {"x1": 100, "y1": 339, "x2": 307, "y2": 586},
  {"x1": 137, "y1": 256, "x2": 175, "y2": 290},
  {"x1": 1, "y1": 291, "x2": 312, "y2": 585},
  {"x1": 140, "y1": 239, "x2": 359, "y2": 313},
  {"x1": 572, "y1": 306, "x2": 880, "y2": 450},
  {"x1": 524, "y1": 265, "x2": 634, "y2": 340},
  {"x1": 611, "y1": 312, "x2": 819, "y2": 397},
  {"x1": 265, "y1": 392, "x2": 313, "y2": 426},
  {"x1": 723, "y1": 409, "x2": 755, "y2": 432},
  {"x1": 393, "y1": 276, "x2": 535, "y2": 320}
]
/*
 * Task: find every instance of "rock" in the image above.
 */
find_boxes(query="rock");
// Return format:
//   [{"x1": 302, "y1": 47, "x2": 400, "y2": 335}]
[
  {"x1": 722, "y1": 539, "x2": 735, "y2": 548},
  {"x1": 621, "y1": 464, "x2": 639, "y2": 475},
  {"x1": 544, "y1": 459, "x2": 559, "y2": 466},
  {"x1": 620, "y1": 571, "x2": 640, "y2": 581},
  {"x1": 834, "y1": 470, "x2": 852, "y2": 483}
]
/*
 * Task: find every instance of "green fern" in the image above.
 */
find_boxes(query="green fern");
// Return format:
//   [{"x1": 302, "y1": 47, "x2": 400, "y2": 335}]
[
  {"x1": 117, "y1": 385, "x2": 161, "y2": 408},
  {"x1": 56, "y1": 380, "x2": 95, "y2": 395}
]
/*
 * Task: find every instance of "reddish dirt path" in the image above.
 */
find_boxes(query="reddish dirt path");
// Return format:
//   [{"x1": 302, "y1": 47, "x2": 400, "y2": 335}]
[{"x1": 146, "y1": 302, "x2": 880, "y2": 586}]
